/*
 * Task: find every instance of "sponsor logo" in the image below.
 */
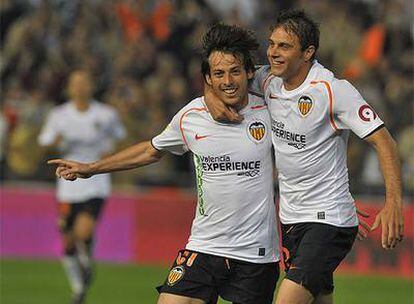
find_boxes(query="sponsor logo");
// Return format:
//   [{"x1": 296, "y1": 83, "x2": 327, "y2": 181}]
[
  {"x1": 247, "y1": 120, "x2": 267, "y2": 142},
  {"x1": 200, "y1": 155, "x2": 260, "y2": 172},
  {"x1": 167, "y1": 266, "x2": 185, "y2": 286},
  {"x1": 298, "y1": 95, "x2": 313, "y2": 116},
  {"x1": 272, "y1": 119, "x2": 306, "y2": 149},
  {"x1": 195, "y1": 134, "x2": 209, "y2": 140},
  {"x1": 288, "y1": 142, "x2": 306, "y2": 150},
  {"x1": 317, "y1": 212, "x2": 326, "y2": 220},
  {"x1": 358, "y1": 105, "x2": 377, "y2": 122},
  {"x1": 237, "y1": 170, "x2": 260, "y2": 177},
  {"x1": 196, "y1": 154, "x2": 261, "y2": 178}
]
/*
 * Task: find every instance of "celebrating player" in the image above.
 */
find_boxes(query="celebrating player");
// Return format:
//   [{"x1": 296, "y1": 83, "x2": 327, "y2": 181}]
[
  {"x1": 48, "y1": 24, "x2": 280, "y2": 304},
  {"x1": 38, "y1": 70, "x2": 126, "y2": 304},
  {"x1": 205, "y1": 10, "x2": 404, "y2": 304}
]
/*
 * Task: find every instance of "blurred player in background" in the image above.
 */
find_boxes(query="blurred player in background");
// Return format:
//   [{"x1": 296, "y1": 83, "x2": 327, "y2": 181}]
[
  {"x1": 38, "y1": 70, "x2": 126, "y2": 304},
  {"x1": 205, "y1": 10, "x2": 404, "y2": 304},
  {"x1": 48, "y1": 24, "x2": 280, "y2": 304}
]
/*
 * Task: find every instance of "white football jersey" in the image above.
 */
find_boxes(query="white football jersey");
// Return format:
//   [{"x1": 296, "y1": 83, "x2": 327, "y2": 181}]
[
  {"x1": 39, "y1": 101, "x2": 126, "y2": 203},
  {"x1": 251, "y1": 62, "x2": 384, "y2": 227},
  {"x1": 152, "y1": 95, "x2": 279, "y2": 263}
]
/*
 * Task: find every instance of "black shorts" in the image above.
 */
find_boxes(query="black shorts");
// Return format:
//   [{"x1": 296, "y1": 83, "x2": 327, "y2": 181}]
[
  {"x1": 281, "y1": 222, "x2": 357, "y2": 298},
  {"x1": 157, "y1": 249, "x2": 279, "y2": 304},
  {"x1": 57, "y1": 198, "x2": 105, "y2": 233}
]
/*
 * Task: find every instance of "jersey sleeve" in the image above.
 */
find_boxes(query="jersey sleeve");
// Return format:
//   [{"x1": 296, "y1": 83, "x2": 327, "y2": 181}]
[
  {"x1": 249, "y1": 65, "x2": 271, "y2": 96},
  {"x1": 38, "y1": 110, "x2": 60, "y2": 146},
  {"x1": 152, "y1": 110, "x2": 188, "y2": 156},
  {"x1": 332, "y1": 80, "x2": 384, "y2": 138}
]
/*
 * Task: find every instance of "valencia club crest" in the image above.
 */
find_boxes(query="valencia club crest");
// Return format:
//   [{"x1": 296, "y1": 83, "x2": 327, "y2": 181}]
[
  {"x1": 247, "y1": 120, "x2": 267, "y2": 143},
  {"x1": 167, "y1": 266, "x2": 185, "y2": 286},
  {"x1": 298, "y1": 95, "x2": 313, "y2": 117}
]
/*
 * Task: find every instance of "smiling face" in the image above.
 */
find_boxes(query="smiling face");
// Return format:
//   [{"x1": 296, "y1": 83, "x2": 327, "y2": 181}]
[
  {"x1": 266, "y1": 26, "x2": 315, "y2": 88},
  {"x1": 205, "y1": 51, "x2": 253, "y2": 109}
]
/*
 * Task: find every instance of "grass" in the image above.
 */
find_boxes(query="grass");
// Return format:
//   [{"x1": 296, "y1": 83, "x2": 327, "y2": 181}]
[{"x1": 1, "y1": 259, "x2": 413, "y2": 304}]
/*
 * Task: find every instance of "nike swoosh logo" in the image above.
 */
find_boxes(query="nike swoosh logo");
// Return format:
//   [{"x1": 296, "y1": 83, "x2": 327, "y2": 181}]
[
  {"x1": 269, "y1": 94, "x2": 280, "y2": 99},
  {"x1": 195, "y1": 134, "x2": 209, "y2": 140}
]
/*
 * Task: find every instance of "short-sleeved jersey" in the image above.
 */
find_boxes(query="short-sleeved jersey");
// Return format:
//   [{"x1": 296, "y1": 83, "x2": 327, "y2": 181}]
[
  {"x1": 152, "y1": 95, "x2": 279, "y2": 263},
  {"x1": 251, "y1": 62, "x2": 384, "y2": 227},
  {"x1": 38, "y1": 101, "x2": 126, "y2": 203}
]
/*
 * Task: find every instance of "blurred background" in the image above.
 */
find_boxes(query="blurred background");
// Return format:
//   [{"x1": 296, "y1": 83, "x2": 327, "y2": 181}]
[{"x1": 0, "y1": 0, "x2": 413, "y2": 303}]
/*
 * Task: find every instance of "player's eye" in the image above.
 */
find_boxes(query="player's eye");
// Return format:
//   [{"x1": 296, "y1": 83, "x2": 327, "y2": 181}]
[{"x1": 279, "y1": 43, "x2": 291, "y2": 50}]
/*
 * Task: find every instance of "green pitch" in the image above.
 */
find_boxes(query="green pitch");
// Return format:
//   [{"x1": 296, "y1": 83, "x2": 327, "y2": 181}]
[{"x1": 1, "y1": 259, "x2": 413, "y2": 304}]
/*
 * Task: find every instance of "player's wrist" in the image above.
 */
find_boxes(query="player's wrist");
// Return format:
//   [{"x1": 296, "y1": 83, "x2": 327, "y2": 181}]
[
  {"x1": 87, "y1": 162, "x2": 99, "y2": 175},
  {"x1": 384, "y1": 200, "x2": 403, "y2": 211}
]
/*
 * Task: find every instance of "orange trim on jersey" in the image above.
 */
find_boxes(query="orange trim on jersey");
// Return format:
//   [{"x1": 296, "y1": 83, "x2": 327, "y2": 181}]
[
  {"x1": 251, "y1": 105, "x2": 267, "y2": 110},
  {"x1": 261, "y1": 73, "x2": 274, "y2": 93},
  {"x1": 179, "y1": 107, "x2": 208, "y2": 148},
  {"x1": 310, "y1": 80, "x2": 338, "y2": 131}
]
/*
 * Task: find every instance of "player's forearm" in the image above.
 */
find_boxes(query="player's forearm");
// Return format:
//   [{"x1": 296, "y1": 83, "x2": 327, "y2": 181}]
[
  {"x1": 366, "y1": 128, "x2": 402, "y2": 206},
  {"x1": 377, "y1": 139, "x2": 402, "y2": 206},
  {"x1": 89, "y1": 141, "x2": 164, "y2": 175}
]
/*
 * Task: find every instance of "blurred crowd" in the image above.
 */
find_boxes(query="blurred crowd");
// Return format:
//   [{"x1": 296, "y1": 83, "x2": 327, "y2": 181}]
[{"x1": 0, "y1": 0, "x2": 412, "y2": 196}]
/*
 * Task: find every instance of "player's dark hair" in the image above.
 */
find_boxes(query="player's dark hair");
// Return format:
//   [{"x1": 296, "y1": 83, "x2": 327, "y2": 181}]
[
  {"x1": 271, "y1": 10, "x2": 319, "y2": 60},
  {"x1": 201, "y1": 23, "x2": 259, "y2": 79}
]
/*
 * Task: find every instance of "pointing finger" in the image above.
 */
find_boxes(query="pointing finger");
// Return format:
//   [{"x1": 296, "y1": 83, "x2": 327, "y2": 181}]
[{"x1": 47, "y1": 159, "x2": 65, "y2": 165}]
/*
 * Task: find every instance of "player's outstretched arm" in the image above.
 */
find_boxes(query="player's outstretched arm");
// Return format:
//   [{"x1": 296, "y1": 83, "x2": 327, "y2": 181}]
[
  {"x1": 48, "y1": 141, "x2": 165, "y2": 181},
  {"x1": 364, "y1": 127, "x2": 403, "y2": 249},
  {"x1": 204, "y1": 84, "x2": 243, "y2": 123}
]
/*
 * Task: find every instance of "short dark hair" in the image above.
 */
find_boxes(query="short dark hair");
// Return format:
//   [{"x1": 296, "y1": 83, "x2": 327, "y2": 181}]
[
  {"x1": 271, "y1": 10, "x2": 319, "y2": 60},
  {"x1": 201, "y1": 23, "x2": 259, "y2": 79}
]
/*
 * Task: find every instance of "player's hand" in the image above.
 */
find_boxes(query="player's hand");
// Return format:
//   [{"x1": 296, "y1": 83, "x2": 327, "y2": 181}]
[
  {"x1": 356, "y1": 208, "x2": 371, "y2": 240},
  {"x1": 371, "y1": 202, "x2": 404, "y2": 249},
  {"x1": 47, "y1": 159, "x2": 93, "y2": 181},
  {"x1": 204, "y1": 84, "x2": 243, "y2": 123}
]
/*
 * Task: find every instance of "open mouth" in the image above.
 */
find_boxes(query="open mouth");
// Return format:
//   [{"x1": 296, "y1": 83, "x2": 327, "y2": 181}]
[
  {"x1": 271, "y1": 59, "x2": 285, "y2": 66},
  {"x1": 222, "y1": 88, "x2": 237, "y2": 95}
]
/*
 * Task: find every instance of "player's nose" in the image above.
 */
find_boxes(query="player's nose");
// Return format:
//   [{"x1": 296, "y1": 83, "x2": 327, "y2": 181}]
[
  {"x1": 269, "y1": 50, "x2": 280, "y2": 58},
  {"x1": 222, "y1": 73, "x2": 233, "y2": 85}
]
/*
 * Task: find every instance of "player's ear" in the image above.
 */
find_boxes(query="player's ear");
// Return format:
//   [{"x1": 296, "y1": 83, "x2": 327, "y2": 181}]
[
  {"x1": 205, "y1": 73, "x2": 213, "y2": 86},
  {"x1": 304, "y1": 45, "x2": 315, "y2": 62}
]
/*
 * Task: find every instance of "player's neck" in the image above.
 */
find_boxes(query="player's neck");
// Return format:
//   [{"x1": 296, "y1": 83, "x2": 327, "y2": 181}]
[
  {"x1": 283, "y1": 62, "x2": 312, "y2": 91},
  {"x1": 73, "y1": 98, "x2": 90, "y2": 112},
  {"x1": 234, "y1": 95, "x2": 248, "y2": 111}
]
